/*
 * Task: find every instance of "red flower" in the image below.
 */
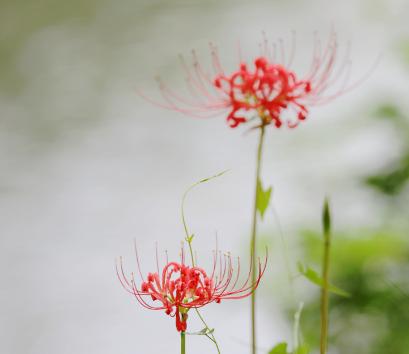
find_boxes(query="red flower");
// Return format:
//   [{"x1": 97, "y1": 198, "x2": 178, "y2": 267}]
[
  {"x1": 143, "y1": 31, "x2": 357, "y2": 129},
  {"x1": 116, "y1": 246, "x2": 267, "y2": 332}
]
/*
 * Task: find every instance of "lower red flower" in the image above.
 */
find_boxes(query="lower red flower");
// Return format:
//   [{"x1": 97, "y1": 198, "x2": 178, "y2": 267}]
[{"x1": 116, "y1": 246, "x2": 267, "y2": 331}]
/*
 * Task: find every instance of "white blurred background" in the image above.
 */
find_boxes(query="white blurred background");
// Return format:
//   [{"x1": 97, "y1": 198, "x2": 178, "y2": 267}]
[{"x1": 1, "y1": 0, "x2": 408, "y2": 353}]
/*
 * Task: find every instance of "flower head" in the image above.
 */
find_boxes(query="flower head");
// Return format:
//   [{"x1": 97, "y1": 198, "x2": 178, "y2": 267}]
[
  {"x1": 143, "y1": 31, "x2": 358, "y2": 130},
  {"x1": 116, "y1": 245, "x2": 267, "y2": 332}
]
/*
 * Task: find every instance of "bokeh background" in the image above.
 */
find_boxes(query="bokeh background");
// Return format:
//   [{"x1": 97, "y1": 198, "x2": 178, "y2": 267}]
[{"x1": 1, "y1": 0, "x2": 408, "y2": 353}]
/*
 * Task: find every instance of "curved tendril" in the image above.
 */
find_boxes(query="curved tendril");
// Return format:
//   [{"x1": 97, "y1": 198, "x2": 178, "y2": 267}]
[{"x1": 180, "y1": 172, "x2": 227, "y2": 353}]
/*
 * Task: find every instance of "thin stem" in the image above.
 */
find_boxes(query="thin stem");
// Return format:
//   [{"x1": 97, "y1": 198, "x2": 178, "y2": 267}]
[
  {"x1": 292, "y1": 302, "x2": 304, "y2": 354},
  {"x1": 181, "y1": 170, "x2": 228, "y2": 266},
  {"x1": 181, "y1": 177, "x2": 223, "y2": 353},
  {"x1": 195, "y1": 309, "x2": 221, "y2": 354},
  {"x1": 181, "y1": 331, "x2": 186, "y2": 354},
  {"x1": 320, "y1": 199, "x2": 331, "y2": 354},
  {"x1": 187, "y1": 241, "x2": 195, "y2": 266},
  {"x1": 250, "y1": 125, "x2": 266, "y2": 354}
]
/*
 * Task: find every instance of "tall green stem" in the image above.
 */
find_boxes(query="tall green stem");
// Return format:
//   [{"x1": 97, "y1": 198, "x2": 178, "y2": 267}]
[
  {"x1": 181, "y1": 331, "x2": 186, "y2": 354},
  {"x1": 250, "y1": 125, "x2": 266, "y2": 354},
  {"x1": 320, "y1": 199, "x2": 331, "y2": 354}
]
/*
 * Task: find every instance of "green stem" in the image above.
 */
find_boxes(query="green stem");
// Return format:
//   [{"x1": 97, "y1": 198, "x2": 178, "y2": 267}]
[
  {"x1": 250, "y1": 125, "x2": 266, "y2": 354},
  {"x1": 181, "y1": 331, "x2": 186, "y2": 354},
  {"x1": 195, "y1": 309, "x2": 221, "y2": 354},
  {"x1": 181, "y1": 180, "x2": 222, "y2": 353},
  {"x1": 320, "y1": 200, "x2": 331, "y2": 354},
  {"x1": 293, "y1": 302, "x2": 304, "y2": 354}
]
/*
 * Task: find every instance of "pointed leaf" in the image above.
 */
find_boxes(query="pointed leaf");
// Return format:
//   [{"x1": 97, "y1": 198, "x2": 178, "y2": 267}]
[
  {"x1": 186, "y1": 327, "x2": 214, "y2": 336},
  {"x1": 257, "y1": 178, "x2": 272, "y2": 220},
  {"x1": 297, "y1": 262, "x2": 350, "y2": 297},
  {"x1": 268, "y1": 342, "x2": 288, "y2": 354},
  {"x1": 185, "y1": 234, "x2": 194, "y2": 243}
]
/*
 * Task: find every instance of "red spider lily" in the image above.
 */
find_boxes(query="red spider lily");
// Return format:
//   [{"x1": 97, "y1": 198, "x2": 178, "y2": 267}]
[
  {"x1": 142, "y1": 31, "x2": 362, "y2": 129},
  {"x1": 116, "y1": 245, "x2": 267, "y2": 332}
]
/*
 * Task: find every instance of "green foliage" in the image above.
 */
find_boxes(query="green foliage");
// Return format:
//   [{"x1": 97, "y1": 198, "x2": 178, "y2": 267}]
[
  {"x1": 268, "y1": 341, "x2": 309, "y2": 354},
  {"x1": 268, "y1": 303, "x2": 310, "y2": 354},
  {"x1": 294, "y1": 344, "x2": 309, "y2": 354},
  {"x1": 298, "y1": 229, "x2": 409, "y2": 354},
  {"x1": 366, "y1": 102, "x2": 409, "y2": 196},
  {"x1": 257, "y1": 178, "x2": 272, "y2": 220},
  {"x1": 365, "y1": 153, "x2": 409, "y2": 195},
  {"x1": 374, "y1": 103, "x2": 402, "y2": 120},
  {"x1": 297, "y1": 262, "x2": 350, "y2": 297},
  {"x1": 186, "y1": 327, "x2": 214, "y2": 336},
  {"x1": 268, "y1": 342, "x2": 288, "y2": 354}
]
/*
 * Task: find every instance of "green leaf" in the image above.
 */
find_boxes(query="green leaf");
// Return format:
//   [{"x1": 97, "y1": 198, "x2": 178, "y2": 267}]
[
  {"x1": 257, "y1": 178, "x2": 272, "y2": 220},
  {"x1": 268, "y1": 342, "x2": 288, "y2": 354},
  {"x1": 186, "y1": 327, "x2": 214, "y2": 336},
  {"x1": 297, "y1": 262, "x2": 350, "y2": 297},
  {"x1": 365, "y1": 155, "x2": 409, "y2": 196},
  {"x1": 374, "y1": 103, "x2": 402, "y2": 120},
  {"x1": 295, "y1": 344, "x2": 310, "y2": 354},
  {"x1": 185, "y1": 234, "x2": 194, "y2": 243}
]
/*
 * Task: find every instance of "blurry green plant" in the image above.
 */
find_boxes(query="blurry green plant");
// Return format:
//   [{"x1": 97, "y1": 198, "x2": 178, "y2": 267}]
[
  {"x1": 268, "y1": 303, "x2": 310, "y2": 354},
  {"x1": 267, "y1": 34, "x2": 409, "y2": 354},
  {"x1": 365, "y1": 153, "x2": 409, "y2": 196},
  {"x1": 298, "y1": 229, "x2": 409, "y2": 354},
  {"x1": 293, "y1": 94, "x2": 409, "y2": 354},
  {"x1": 399, "y1": 38, "x2": 409, "y2": 68},
  {"x1": 268, "y1": 199, "x2": 343, "y2": 354},
  {"x1": 365, "y1": 102, "x2": 409, "y2": 196}
]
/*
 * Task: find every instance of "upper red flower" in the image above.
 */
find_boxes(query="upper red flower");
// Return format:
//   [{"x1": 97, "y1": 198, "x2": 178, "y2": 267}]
[
  {"x1": 213, "y1": 57, "x2": 312, "y2": 128},
  {"x1": 116, "y1": 246, "x2": 267, "y2": 332},
  {"x1": 143, "y1": 31, "x2": 355, "y2": 129}
]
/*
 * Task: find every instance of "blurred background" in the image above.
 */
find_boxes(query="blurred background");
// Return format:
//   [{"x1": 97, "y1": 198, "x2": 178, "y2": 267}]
[{"x1": 1, "y1": 0, "x2": 408, "y2": 353}]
